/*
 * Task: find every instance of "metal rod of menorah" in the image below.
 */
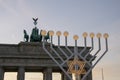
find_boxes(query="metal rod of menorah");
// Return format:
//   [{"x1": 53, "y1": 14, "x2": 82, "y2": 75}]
[
  {"x1": 84, "y1": 33, "x2": 94, "y2": 59},
  {"x1": 81, "y1": 33, "x2": 109, "y2": 80},
  {"x1": 89, "y1": 33, "x2": 101, "y2": 63},
  {"x1": 64, "y1": 36, "x2": 73, "y2": 55},
  {"x1": 62, "y1": 32, "x2": 92, "y2": 67},
  {"x1": 79, "y1": 33, "x2": 87, "y2": 55},
  {"x1": 50, "y1": 36, "x2": 64, "y2": 62},
  {"x1": 77, "y1": 33, "x2": 92, "y2": 67},
  {"x1": 43, "y1": 30, "x2": 73, "y2": 68},
  {"x1": 41, "y1": 30, "x2": 73, "y2": 80},
  {"x1": 57, "y1": 31, "x2": 69, "y2": 58},
  {"x1": 61, "y1": 32, "x2": 74, "y2": 66}
]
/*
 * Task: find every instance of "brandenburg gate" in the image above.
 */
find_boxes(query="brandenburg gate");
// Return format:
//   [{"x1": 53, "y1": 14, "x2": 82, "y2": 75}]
[{"x1": 0, "y1": 18, "x2": 109, "y2": 80}]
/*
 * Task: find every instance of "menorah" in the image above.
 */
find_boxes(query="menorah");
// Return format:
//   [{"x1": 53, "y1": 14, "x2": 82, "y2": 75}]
[{"x1": 41, "y1": 30, "x2": 109, "y2": 80}]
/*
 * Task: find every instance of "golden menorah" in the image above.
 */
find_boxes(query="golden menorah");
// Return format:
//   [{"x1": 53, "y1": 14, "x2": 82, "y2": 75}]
[{"x1": 41, "y1": 30, "x2": 109, "y2": 80}]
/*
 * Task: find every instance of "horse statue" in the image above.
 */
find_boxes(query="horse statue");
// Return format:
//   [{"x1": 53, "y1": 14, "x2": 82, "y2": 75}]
[
  {"x1": 44, "y1": 31, "x2": 50, "y2": 42},
  {"x1": 30, "y1": 27, "x2": 42, "y2": 42},
  {"x1": 23, "y1": 30, "x2": 29, "y2": 42}
]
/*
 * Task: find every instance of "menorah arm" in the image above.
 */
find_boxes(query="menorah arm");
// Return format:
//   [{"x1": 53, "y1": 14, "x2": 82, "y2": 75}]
[
  {"x1": 58, "y1": 37, "x2": 75, "y2": 65},
  {"x1": 64, "y1": 36, "x2": 73, "y2": 55},
  {"x1": 42, "y1": 37, "x2": 73, "y2": 80},
  {"x1": 81, "y1": 49, "x2": 108, "y2": 80},
  {"x1": 95, "y1": 38, "x2": 108, "y2": 62},
  {"x1": 58, "y1": 46, "x2": 69, "y2": 58},
  {"x1": 79, "y1": 37, "x2": 87, "y2": 55},
  {"x1": 89, "y1": 38, "x2": 101, "y2": 63},
  {"x1": 81, "y1": 38, "x2": 108, "y2": 80},
  {"x1": 61, "y1": 54, "x2": 73, "y2": 66},
  {"x1": 63, "y1": 45, "x2": 75, "y2": 66},
  {"x1": 84, "y1": 38, "x2": 94, "y2": 59},
  {"x1": 76, "y1": 37, "x2": 91, "y2": 67},
  {"x1": 50, "y1": 45, "x2": 64, "y2": 62},
  {"x1": 57, "y1": 36, "x2": 68, "y2": 58},
  {"x1": 78, "y1": 53, "x2": 92, "y2": 67},
  {"x1": 65, "y1": 46, "x2": 73, "y2": 54},
  {"x1": 50, "y1": 36, "x2": 64, "y2": 62},
  {"x1": 78, "y1": 38, "x2": 89, "y2": 65}
]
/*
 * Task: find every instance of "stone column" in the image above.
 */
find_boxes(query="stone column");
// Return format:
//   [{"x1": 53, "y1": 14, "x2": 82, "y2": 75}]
[
  {"x1": 17, "y1": 67, "x2": 25, "y2": 80},
  {"x1": 61, "y1": 72, "x2": 72, "y2": 80},
  {"x1": 43, "y1": 67, "x2": 52, "y2": 80},
  {"x1": 0, "y1": 67, "x2": 4, "y2": 80}
]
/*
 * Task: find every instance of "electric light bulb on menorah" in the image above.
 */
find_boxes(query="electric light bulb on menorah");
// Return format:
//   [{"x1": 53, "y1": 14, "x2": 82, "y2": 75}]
[{"x1": 41, "y1": 30, "x2": 109, "y2": 80}]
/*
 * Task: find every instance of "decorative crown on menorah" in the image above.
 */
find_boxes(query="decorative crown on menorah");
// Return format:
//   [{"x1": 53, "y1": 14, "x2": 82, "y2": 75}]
[{"x1": 41, "y1": 30, "x2": 109, "y2": 80}]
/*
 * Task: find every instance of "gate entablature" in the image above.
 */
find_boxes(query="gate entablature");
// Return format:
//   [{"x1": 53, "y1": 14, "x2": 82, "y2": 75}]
[{"x1": 0, "y1": 42, "x2": 91, "y2": 67}]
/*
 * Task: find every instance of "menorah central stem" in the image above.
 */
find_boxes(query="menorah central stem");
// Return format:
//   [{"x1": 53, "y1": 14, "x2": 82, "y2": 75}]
[{"x1": 75, "y1": 74, "x2": 81, "y2": 80}]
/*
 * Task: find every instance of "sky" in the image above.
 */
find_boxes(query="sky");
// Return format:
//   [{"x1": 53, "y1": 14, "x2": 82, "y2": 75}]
[{"x1": 0, "y1": 0, "x2": 120, "y2": 80}]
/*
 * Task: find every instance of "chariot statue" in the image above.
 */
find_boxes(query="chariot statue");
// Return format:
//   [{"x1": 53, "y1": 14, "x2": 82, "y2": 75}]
[
  {"x1": 23, "y1": 18, "x2": 50, "y2": 42},
  {"x1": 30, "y1": 18, "x2": 42, "y2": 42}
]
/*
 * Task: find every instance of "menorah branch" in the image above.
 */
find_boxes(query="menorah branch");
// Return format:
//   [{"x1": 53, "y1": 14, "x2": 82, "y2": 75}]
[
  {"x1": 89, "y1": 37, "x2": 101, "y2": 62},
  {"x1": 81, "y1": 36, "x2": 108, "y2": 80},
  {"x1": 42, "y1": 35, "x2": 73, "y2": 80},
  {"x1": 84, "y1": 37, "x2": 94, "y2": 59}
]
